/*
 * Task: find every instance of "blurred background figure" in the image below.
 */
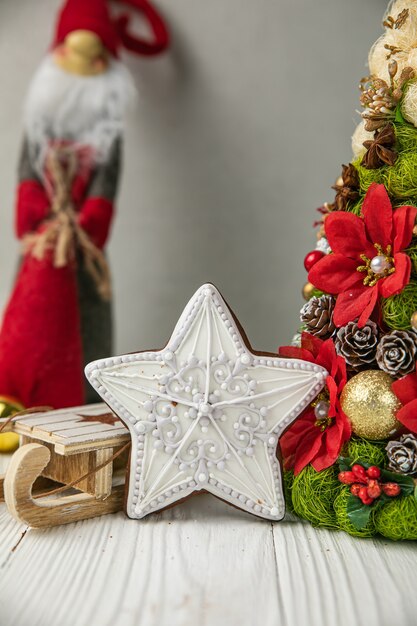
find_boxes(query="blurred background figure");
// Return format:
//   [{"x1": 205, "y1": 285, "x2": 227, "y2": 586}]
[{"x1": 0, "y1": 0, "x2": 169, "y2": 420}]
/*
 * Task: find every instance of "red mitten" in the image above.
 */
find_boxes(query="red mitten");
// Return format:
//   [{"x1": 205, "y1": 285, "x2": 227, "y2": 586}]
[
  {"x1": 77, "y1": 196, "x2": 114, "y2": 249},
  {"x1": 15, "y1": 179, "x2": 50, "y2": 239}
]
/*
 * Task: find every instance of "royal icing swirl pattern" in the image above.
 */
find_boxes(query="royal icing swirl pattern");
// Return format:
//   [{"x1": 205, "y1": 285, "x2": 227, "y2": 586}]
[{"x1": 85, "y1": 284, "x2": 327, "y2": 520}]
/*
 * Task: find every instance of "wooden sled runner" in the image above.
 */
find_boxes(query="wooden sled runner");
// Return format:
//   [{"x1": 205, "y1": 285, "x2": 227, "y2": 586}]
[{"x1": 0, "y1": 403, "x2": 129, "y2": 528}]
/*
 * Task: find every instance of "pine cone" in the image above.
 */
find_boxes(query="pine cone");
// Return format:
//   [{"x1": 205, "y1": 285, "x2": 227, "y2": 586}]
[
  {"x1": 376, "y1": 330, "x2": 417, "y2": 379},
  {"x1": 335, "y1": 320, "x2": 378, "y2": 371},
  {"x1": 300, "y1": 295, "x2": 336, "y2": 339},
  {"x1": 386, "y1": 434, "x2": 417, "y2": 475}
]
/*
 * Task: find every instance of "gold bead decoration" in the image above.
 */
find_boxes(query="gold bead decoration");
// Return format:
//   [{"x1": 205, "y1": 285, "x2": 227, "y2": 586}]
[
  {"x1": 302, "y1": 282, "x2": 315, "y2": 301},
  {"x1": 0, "y1": 395, "x2": 24, "y2": 453},
  {"x1": 411, "y1": 311, "x2": 417, "y2": 330},
  {"x1": 340, "y1": 370, "x2": 402, "y2": 440}
]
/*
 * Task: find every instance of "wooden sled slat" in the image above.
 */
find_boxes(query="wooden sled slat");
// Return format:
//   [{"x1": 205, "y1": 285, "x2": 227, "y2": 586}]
[{"x1": 53, "y1": 433, "x2": 131, "y2": 455}]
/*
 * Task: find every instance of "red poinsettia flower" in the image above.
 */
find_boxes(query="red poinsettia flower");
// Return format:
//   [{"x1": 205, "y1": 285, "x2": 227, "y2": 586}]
[
  {"x1": 279, "y1": 333, "x2": 351, "y2": 475},
  {"x1": 392, "y1": 369, "x2": 417, "y2": 434},
  {"x1": 309, "y1": 183, "x2": 417, "y2": 327}
]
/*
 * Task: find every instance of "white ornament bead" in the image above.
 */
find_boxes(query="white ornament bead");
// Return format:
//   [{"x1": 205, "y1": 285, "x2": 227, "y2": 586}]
[
  {"x1": 370, "y1": 255, "x2": 392, "y2": 275},
  {"x1": 314, "y1": 400, "x2": 330, "y2": 420}
]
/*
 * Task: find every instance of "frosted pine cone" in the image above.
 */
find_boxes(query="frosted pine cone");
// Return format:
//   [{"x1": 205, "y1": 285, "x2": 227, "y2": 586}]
[
  {"x1": 300, "y1": 295, "x2": 336, "y2": 339},
  {"x1": 376, "y1": 330, "x2": 417, "y2": 378},
  {"x1": 316, "y1": 237, "x2": 331, "y2": 255},
  {"x1": 335, "y1": 320, "x2": 378, "y2": 371},
  {"x1": 386, "y1": 434, "x2": 417, "y2": 475}
]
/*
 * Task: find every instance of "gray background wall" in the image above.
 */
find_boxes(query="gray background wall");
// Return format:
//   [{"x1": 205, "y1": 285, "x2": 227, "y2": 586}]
[{"x1": 0, "y1": 0, "x2": 384, "y2": 355}]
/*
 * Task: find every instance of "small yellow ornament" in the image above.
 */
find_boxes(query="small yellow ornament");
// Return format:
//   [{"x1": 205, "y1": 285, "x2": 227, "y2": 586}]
[
  {"x1": 0, "y1": 432, "x2": 20, "y2": 453},
  {"x1": 302, "y1": 282, "x2": 315, "y2": 301},
  {"x1": 411, "y1": 311, "x2": 417, "y2": 330},
  {"x1": 341, "y1": 371, "x2": 401, "y2": 440},
  {"x1": 0, "y1": 395, "x2": 24, "y2": 453}
]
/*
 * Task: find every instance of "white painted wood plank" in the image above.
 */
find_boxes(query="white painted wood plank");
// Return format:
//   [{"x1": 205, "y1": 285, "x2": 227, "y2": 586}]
[
  {"x1": 0, "y1": 505, "x2": 28, "y2": 573},
  {"x1": 0, "y1": 496, "x2": 280, "y2": 626},
  {"x1": 1, "y1": 494, "x2": 417, "y2": 626},
  {"x1": 272, "y1": 519, "x2": 417, "y2": 626},
  {"x1": 0, "y1": 508, "x2": 27, "y2": 555}
]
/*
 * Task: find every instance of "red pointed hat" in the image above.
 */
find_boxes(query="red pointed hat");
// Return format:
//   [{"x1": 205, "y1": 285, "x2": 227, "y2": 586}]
[{"x1": 52, "y1": 0, "x2": 169, "y2": 57}]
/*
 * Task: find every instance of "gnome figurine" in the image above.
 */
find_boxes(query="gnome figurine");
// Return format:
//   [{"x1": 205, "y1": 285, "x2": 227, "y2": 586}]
[{"x1": 0, "y1": 0, "x2": 169, "y2": 409}]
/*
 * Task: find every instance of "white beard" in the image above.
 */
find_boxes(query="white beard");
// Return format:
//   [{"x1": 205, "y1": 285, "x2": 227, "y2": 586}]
[{"x1": 24, "y1": 54, "x2": 136, "y2": 174}]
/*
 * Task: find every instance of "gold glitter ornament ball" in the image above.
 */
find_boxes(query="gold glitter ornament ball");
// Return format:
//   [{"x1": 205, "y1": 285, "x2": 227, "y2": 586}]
[{"x1": 340, "y1": 371, "x2": 402, "y2": 440}]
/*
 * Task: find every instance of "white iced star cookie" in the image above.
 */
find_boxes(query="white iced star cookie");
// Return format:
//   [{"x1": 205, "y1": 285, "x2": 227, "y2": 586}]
[{"x1": 85, "y1": 284, "x2": 327, "y2": 520}]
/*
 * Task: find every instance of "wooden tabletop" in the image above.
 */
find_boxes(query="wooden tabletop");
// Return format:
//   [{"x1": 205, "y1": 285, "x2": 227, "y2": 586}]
[{"x1": 0, "y1": 452, "x2": 416, "y2": 626}]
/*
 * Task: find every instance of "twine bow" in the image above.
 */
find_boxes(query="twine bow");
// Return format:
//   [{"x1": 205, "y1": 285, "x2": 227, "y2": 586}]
[{"x1": 23, "y1": 146, "x2": 111, "y2": 300}]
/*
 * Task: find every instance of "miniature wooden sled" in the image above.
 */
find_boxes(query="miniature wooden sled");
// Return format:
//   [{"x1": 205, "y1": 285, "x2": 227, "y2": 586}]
[{"x1": 1, "y1": 403, "x2": 129, "y2": 528}]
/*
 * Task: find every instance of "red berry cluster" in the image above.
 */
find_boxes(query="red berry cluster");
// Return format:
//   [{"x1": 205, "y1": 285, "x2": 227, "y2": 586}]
[{"x1": 338, "y1": 464, "x2": 401, "y2": 506}]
